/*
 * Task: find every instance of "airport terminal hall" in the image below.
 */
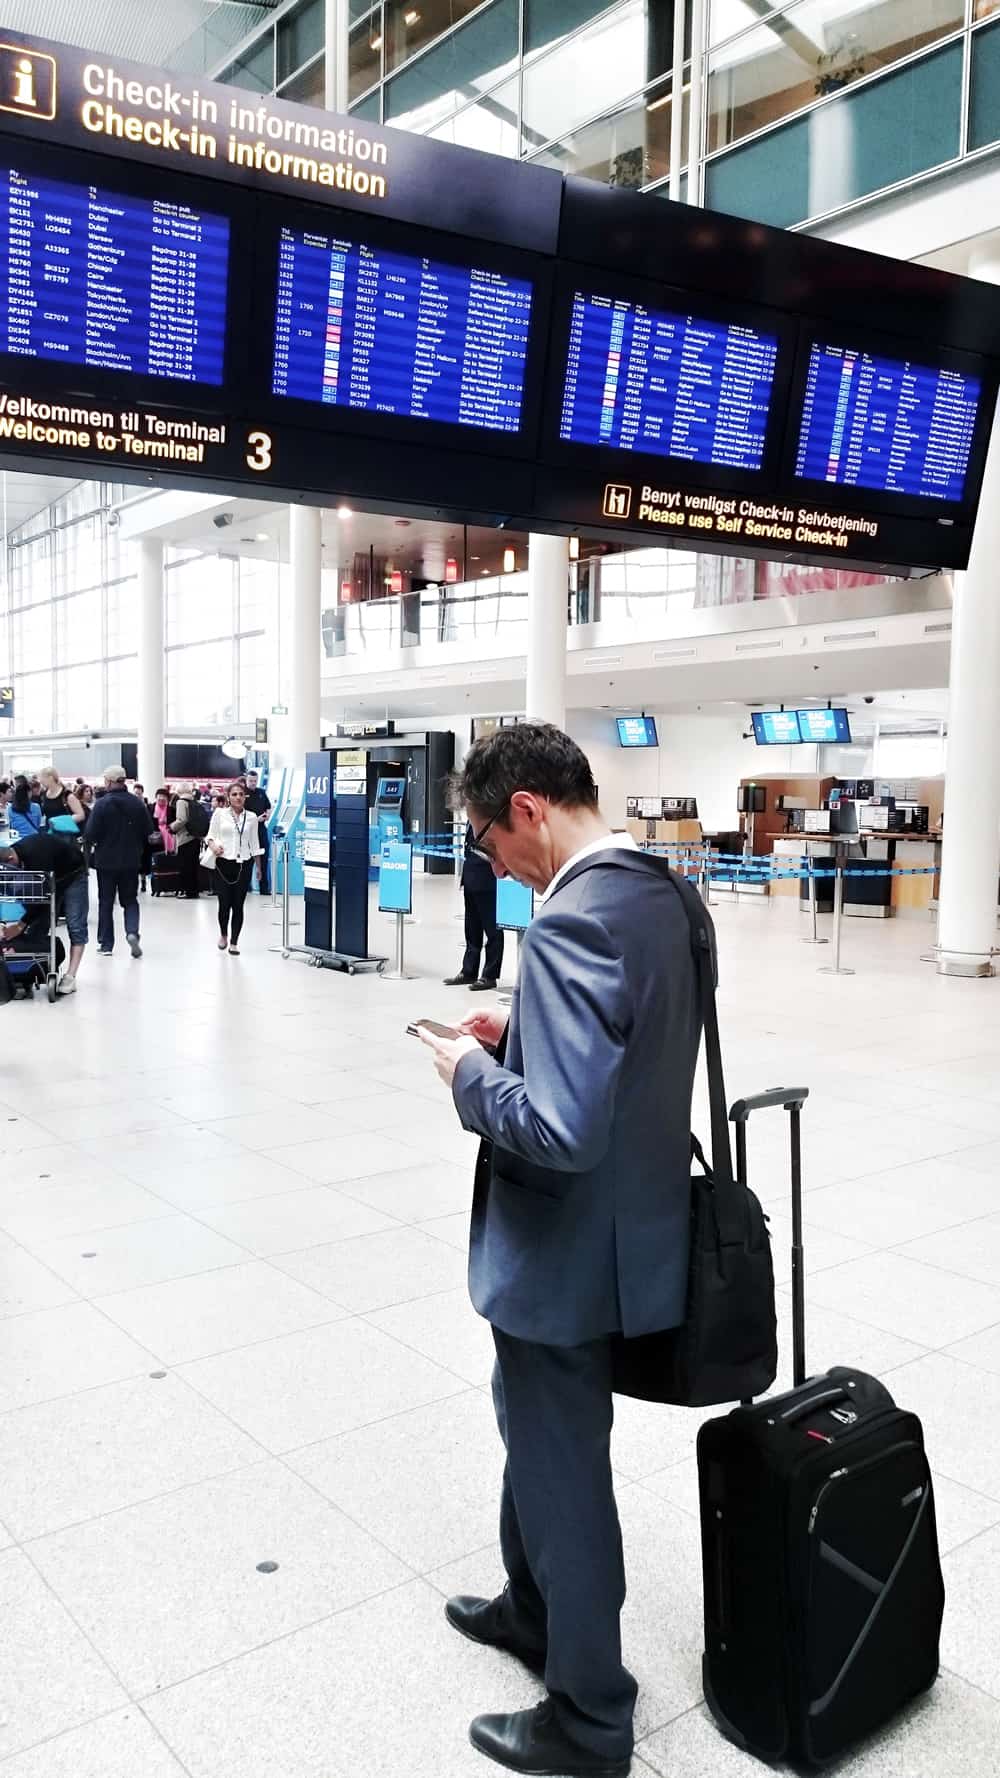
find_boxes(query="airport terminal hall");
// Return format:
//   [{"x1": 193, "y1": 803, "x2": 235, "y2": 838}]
[{"x1": 5, "y1": 1, "x2": 1000, "y2": 1775}]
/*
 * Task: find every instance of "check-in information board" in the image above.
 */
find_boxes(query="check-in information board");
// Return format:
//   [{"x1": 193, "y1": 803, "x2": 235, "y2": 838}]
[{"x1": 0, "y1": 28, "x2": 999, "y2": 574}]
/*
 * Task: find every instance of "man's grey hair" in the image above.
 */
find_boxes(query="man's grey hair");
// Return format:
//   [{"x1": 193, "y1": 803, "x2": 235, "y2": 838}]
[{"x1": 104, "y1": 765, "x2": 127, "y2": 785}]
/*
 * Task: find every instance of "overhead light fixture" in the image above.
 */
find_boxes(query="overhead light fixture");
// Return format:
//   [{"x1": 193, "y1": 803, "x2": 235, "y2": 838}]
[
  {"x1": 337, "y1": 505, "x2": 353, "y2": 519},
  {"x1": 404, "y1": 8, "x2": 420, "y2": 22},
  {"x1": 370, "y1": 33, "x2": 383, "y2": 49},
  {"x1": 569, "y1": 535, "x2": 580, "y2": 560},
  {"x1": 502, "y1": 547, "x2": 515, "y2": 573},
  {"x1": 255, "y1": 531, "x2": 270, "y2": 542}
]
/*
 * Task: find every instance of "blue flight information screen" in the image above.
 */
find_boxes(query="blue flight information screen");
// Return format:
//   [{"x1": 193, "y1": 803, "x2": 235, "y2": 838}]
[
  {"x1": 559, "y1": 291, "x2": 779, "y2": 470},
  {"x1": 617, "y1": 716, "x2": 658, "y2": 748},
  {"x1": 797, "y1": 707, "x2": 851, "y2": 744},
  {"x1": 0, "y1": 164, "x2": 229, "y2": 384},
  {"x1": 271, "y1": 225, "x2": 533, "y2": 435},
  {"x1": 794, "y1": 342, "x2": 982, "y2": 502},
  {"x1": 752, "y1": 711, "x2": 802, "y2": 745}
]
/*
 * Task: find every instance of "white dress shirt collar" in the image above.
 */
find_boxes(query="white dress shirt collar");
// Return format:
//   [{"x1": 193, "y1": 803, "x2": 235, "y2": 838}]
[{"x1": 540, "y1": 831, "x2": 638, "y2": 904}]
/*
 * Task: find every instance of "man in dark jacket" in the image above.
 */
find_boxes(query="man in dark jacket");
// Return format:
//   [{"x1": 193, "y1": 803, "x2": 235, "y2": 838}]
[
  {"x1": 443, "y1": 821, "x2": 505, "y2": 990},
  {"x1": 84, "y1": 766, "x2": 154, "y2": 958}
]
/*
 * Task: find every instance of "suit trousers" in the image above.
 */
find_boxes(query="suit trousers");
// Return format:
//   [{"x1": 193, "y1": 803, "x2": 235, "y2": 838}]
[
  {"x1": 461, "y1": 885, "x2": 504, "y2": 983},
  {"x1": 96, "y1": 869, "x2": 140, "y2": 953},
  {"x1": 491, "y1": 1327, "x2": 637, "y2": 1761}
]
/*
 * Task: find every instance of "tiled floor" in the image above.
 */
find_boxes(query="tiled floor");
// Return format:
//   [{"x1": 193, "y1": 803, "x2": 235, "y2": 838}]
[{"x1": 1, "y1": 876, "x2": 999, "y2": 1775}]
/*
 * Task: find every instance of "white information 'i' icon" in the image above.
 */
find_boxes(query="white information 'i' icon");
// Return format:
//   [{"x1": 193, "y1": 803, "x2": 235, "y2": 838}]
[{"x1": 14, "y1": 58, "x2": 36, "y2": 107}]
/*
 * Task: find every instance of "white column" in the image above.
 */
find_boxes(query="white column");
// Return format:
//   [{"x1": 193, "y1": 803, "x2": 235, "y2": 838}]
[
  {"x1": 668, "y1": 0, "x2": 687, "y2": 203},
  {"x1": 289, "y1": 505, "x2": 322, "y2": 764},
  {"x1": 525, "y1": 533, "x2": 569, "y2": 729},
  {"x1": 325, "y1": 0, "x2": 349, "y2": 111},
  {"x1": 685, "y1": 0, "x2": 705, "y2": 205},
  {"x1": 937, "y1": 247, "x2": 1000, "y2": 977},
  {"x1": 137, "y1": 539, "x2": 164, "y2": 791}
]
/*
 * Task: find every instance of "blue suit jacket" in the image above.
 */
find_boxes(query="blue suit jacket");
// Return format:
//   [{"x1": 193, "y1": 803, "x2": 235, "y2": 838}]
[{"x1": 452, "y1": 849, "x2": 703, "y2": 1347}]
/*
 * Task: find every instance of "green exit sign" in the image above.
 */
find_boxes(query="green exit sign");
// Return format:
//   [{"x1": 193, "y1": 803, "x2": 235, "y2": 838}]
[{"x1": 271, "y1": 704, "x2": 288, "y2": 715}]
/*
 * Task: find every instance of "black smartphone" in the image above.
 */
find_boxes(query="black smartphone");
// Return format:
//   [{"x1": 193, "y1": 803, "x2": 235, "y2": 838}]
[{"x1": 406, "y1": 1018, "x2": 460, "y2": 1040}]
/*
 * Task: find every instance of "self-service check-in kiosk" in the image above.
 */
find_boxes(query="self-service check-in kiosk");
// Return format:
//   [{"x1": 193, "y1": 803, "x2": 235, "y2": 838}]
[{"x1": 369, "y1": 774, "x2": 406, "y2": 877}]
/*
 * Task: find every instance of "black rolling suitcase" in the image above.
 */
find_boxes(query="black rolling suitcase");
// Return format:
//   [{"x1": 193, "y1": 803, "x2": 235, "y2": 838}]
[
  {"x1": 151, "y1": 851, "x2": 183, "y2": 897},
  {"x1": 698, "y1": 1088, "x2": 945, "y2": 1767}
]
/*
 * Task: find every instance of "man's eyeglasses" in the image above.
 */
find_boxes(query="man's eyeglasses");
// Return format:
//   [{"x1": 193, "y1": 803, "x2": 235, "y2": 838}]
[{"x1": 468, "y1": 800, "x2": 510, "y2": 863}]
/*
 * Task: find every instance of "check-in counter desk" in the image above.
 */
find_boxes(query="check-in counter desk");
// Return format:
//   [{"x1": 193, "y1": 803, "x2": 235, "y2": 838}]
[
  {"x1": 772, "y1": 837, "x2": 835, "y2": 909},
  {"x1": 860, "y1": 832, "x2": 940, "y2": 915},
  {"x1": 772, "y1": 833, "x2": 941, "y2": 917}
]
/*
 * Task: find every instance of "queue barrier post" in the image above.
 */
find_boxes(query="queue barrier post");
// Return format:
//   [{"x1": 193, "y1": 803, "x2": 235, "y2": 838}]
[
  {"x1": 819, "y1": 846, "x2": 854, "y2": 977},
  {"x1": 801, "y1": 854, "x2": 829, "y2": 946}
]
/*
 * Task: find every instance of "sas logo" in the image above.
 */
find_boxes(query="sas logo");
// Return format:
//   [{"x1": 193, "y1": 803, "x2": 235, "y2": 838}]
[
  {"x1": 602, "y1": 483, "x2": 632, "y2": 520},
  {"x1": 306, "y1": 774, "x2": 329, "y2": 795},
  {"x1": 0, "y1": 45, "x2": 57, "y2": 120}
]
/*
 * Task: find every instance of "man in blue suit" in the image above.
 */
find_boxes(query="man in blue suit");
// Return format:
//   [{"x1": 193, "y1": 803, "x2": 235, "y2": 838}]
[{"x1": 418, "y1": 723, "x2": 703, "y2": 1778}]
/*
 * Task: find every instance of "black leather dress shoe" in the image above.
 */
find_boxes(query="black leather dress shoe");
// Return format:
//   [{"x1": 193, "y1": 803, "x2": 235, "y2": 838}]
[
  {"x1": 445, "y1": 1594, "x2": 547, "y2": 1678},
  {"x1": 469, "y1": 1701, "x2": 631, "y2": 1776},
  {"x1": 443, "y1": 974, "x2": 476, "y2": 986},
  {"x1": 469, "y1": 977, "x2": 499, "y2": 992}
]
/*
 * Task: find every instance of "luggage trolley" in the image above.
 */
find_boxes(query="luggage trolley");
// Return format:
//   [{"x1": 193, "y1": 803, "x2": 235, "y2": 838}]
[{"x1": 0, "y1": 867, "x2": 60, "y2": 1002}]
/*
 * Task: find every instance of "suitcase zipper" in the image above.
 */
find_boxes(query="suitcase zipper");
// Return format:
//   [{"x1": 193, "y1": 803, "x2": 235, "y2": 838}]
[
  {"x1": 807, "y1": 1439, "x2": 917, "y2": 1534},
  {"x1": 807, "y1": 1470, "x2": 847, "y2": 1534}
]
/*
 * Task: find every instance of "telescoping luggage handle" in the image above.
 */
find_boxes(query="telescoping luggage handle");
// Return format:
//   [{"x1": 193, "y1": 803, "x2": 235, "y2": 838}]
[{"x1": 730, "y1": 1088, "x2": 810, "y2": 1391}]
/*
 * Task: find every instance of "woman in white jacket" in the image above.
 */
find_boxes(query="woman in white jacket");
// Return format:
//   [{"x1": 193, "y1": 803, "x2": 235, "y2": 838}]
[{"x1": 207, "y1": 780, "x2": 263, "y2": 955}]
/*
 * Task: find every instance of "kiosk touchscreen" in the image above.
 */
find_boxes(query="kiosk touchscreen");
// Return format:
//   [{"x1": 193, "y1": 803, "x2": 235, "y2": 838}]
[
  {"x1": 274, "y1": 767, "x2": 307, "y2": 897},
  {"x1": 370, "y1": 773, "x2": 407, "y2": 874}
]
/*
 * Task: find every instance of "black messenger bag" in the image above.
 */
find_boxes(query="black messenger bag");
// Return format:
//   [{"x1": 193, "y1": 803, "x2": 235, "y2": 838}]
[{"x1": 610, "y1": 864, "x2": 778, "y2": 1408}]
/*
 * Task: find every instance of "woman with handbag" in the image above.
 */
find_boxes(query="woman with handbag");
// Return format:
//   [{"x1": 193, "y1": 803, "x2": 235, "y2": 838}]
[{"x1": 204, "y1": 780, "x2": 262, "y2": 955}]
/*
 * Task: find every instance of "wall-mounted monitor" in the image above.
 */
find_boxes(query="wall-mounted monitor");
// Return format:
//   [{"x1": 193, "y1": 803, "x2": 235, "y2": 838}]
[
  {"x1": 752, "y1": 710, "x2": 802, "y2": 745},
  {"x1": 617, "y1": 715, "x2": 659, "y2": 748},
  {"x1": 269, "y1": 217, "x2": 538, "y2": 445},
  {"x1": 791, "y1": 331, "x2": 992, "y2": 514},
  {"x1": 797, "y1": 707, "x2": 852, "y2": 744},
  {"x1": 0, "y1": 160, "x2": 230, "y2": 387}
]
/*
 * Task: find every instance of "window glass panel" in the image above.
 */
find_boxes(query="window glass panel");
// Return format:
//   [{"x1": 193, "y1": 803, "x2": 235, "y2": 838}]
[
  {"x1": 106, "y1": 656, "x2": 138, "y2": 729},
  {"x1": 237, "y1": 634, "x2": 268, "y2": 721},
  {"x1": 280, "y1": 55, "x2": 326, "y2": 105},
  {"x1": 350, "y1": 88, "x2": 382, "y2": 117},
  {"x1": 970, "y1": 17, "x2": 1000, "y2": 150},
  {"x1": 166, "y1": 640, "x2": 235, "y2": 727},
  {"x1": 429, "y1": 77, "x2": 518, "y2": 153},
  {"x1": 278, "y1": 0, "x2": 325, "y2": 81},
  {"x1": 521, "y1": 0, "x2": 669, "y2": 148},
  {"x1": 219, "y1": 31, "x2": 275, "y2": 93},
  {"x1": 525, "y1": 0, "x2": 618, "y2": 55},
  {"x1": 54, "y1": 588, "x2": 103, "y2": 662},
  {"x1": 14, "y1": 672, "x2": 53, "y2": 734},
  {"x1": 528, "y1": 79, "x2": 688, "y2": 185},
  {"x1": 711, "y1": 0, "x2": 776, "y2": 46},
  {"x1": 386, "y1": 0, "x2": 491, "y2": 73},
  {"x1": 106, "y1": 578, "x2": 139, "y2": 656},
  {"x1": 166, "y1": 552, "x2": 236, "y2": 647},
  {"x1": 351, "y1": 0, "x2": 378, "y2": 19},
  {"x1": 707, "y1": 0, "x2": 964, "y2": 155},
  {"x1": 350, "y1": 13, "x2": 384, "y2": 100},
  {"x1": 384, "y1": 0, "x2": 517, "y2": 131},
  {"x1": 56, "y1": 662, "x2": 103, "y2": 729},
  {"x1": 705, "y1": 39, "x2": 961, "y2": 224}
]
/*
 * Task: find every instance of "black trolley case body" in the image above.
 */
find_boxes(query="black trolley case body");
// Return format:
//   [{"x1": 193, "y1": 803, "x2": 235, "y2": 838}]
[{"x1": 698, "y1": 1090, "x2": 945, "y2": 1766}]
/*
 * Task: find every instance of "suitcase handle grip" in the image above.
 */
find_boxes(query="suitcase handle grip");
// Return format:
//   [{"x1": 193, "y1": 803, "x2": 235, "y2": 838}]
[
  {"x1": 779, "y1": 1385, "x2": 850, "y2": 1424},
  {"x1": 729, "y1": 1087, "x2": 809, "y2": 1122}
]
